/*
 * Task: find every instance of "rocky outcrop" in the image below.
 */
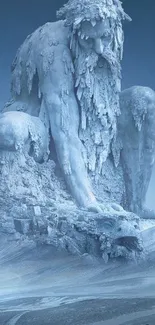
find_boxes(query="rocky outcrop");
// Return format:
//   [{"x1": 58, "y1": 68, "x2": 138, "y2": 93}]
[{"x1": 0, "y1": 152, "x2": 143, "y2": 262}]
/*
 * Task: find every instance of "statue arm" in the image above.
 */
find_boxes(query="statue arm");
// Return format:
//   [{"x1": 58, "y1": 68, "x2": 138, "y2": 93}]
[
  {"x1": 7, "y1": 26, "x2": 112, "y2": 212},
  {"x1": 40, "y1": 44, "x2": 97, "y2": 208}
]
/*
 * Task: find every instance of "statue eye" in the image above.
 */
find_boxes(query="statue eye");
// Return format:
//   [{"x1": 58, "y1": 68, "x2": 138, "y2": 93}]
[
  {"x1": 79, "y1": 37, "x2": 94, "y2": 48},
  {"x1": 104, "y1": 31, "x2": 109, "y2": 37},
  {"x1": 85, "y1": 37, "x2": 93, "y2": 43},
  {"x1": 87, "y1": 38, "x2": 94, "y2": 45},
  {"x1": 101, "y1": 31, "x2": 111, "y2": 42}
]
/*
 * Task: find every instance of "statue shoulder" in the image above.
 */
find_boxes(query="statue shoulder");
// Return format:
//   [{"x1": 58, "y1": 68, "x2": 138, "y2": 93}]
[
  {"x1": 35, "y1": 20, "x2": 69, "y2": 46},
  {"x1": 12, "y1": 20, "x2": 69, "y2": 65},
  {"x1": 21, "y1": 20, "x2": 69, "y2": 48},
  {"x1": 11, "y1": 20, "x2": 74, "y2": 96},
  {"x1": 120, "y1": 86, "x2": 155, "y2": 131}
]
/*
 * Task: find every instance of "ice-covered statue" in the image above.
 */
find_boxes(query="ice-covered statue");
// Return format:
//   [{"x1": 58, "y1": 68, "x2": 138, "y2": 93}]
[{"x1": 0, "y1": 0, "x2": 155, "y2": 259}]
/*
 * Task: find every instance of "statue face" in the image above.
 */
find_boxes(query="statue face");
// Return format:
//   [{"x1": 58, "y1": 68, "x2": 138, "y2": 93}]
[{"x1": 78, "y1": 19, "x2": 112, "y2": 55}]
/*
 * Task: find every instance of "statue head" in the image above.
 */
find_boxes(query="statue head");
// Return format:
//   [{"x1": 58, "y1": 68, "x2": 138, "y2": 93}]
[
  {"x1": 58, "y1": 1, "x2": 131, "y2": 169},
  {"x1": 57, "y1": 0, "x2": 131, "y2": 60}
]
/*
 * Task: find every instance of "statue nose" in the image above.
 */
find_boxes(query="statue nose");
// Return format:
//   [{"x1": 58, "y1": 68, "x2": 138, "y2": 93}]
[{"x1": 94, "y1": 38, "x2": 104, "y2": 55}]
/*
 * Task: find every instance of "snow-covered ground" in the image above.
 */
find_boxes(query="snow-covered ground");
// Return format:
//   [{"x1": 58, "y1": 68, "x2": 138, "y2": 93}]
[{"x1": 0, "y1": 226, "x2": 155, "y2": 325}]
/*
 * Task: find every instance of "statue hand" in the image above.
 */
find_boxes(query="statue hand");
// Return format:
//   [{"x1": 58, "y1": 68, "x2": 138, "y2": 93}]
[
  {"x1": 87, "y1": 201, "x2": 124, "y2": 214},
  {"x1": 87, "y1": 202, "x2": 102, "y2": 213}
]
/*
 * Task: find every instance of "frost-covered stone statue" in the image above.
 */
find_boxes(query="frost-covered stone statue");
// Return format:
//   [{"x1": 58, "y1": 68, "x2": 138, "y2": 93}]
[
  {"x1": 4, "y1": 0, "x2": 130, "y2": 213},
  {"x1": 0, "y1": 0, "x2": 155, "y2": 259},
  {"x1": 0, "y1": 111, "x2": 49, "y2": 162},
  {"x1": 119, "y1": 86, "x2": 155, "y2": 218}
]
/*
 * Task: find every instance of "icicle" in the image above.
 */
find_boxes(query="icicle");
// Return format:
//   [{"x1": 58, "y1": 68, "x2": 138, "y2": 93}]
[
  {"x1": 38, "y1": 86, "x2": 41, "y2": 99},
  {"x1": 88, "y1": 147, "x2": 96, "y2": 172},
  {"x1": 81, "y1": 108, "x2": 87, "y2": 130},
  {"x1": 70, "y1": 34, "x2": 73, "y2": 49},
  {"x1": 74, "y1": 17, "x2": 83, "y2": 25},
  {"x1": 77, "y1": 86, "x2": 83, "y2": 101},
  {"x1": 94, "y1": 131, "x2": 101, "y2": 145},
  {"x1": 75, "y1": 77, "x2": 80, "y2": 88},
  {"x1": 15, "y1": 76, "x2": 21, "y2": 96},
  {"x1": 98, "y1": 151, "x2": 105, "y2": 174},
  {"x1": 91, "y1": 19, "x2": 96, "y2": 27}
]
